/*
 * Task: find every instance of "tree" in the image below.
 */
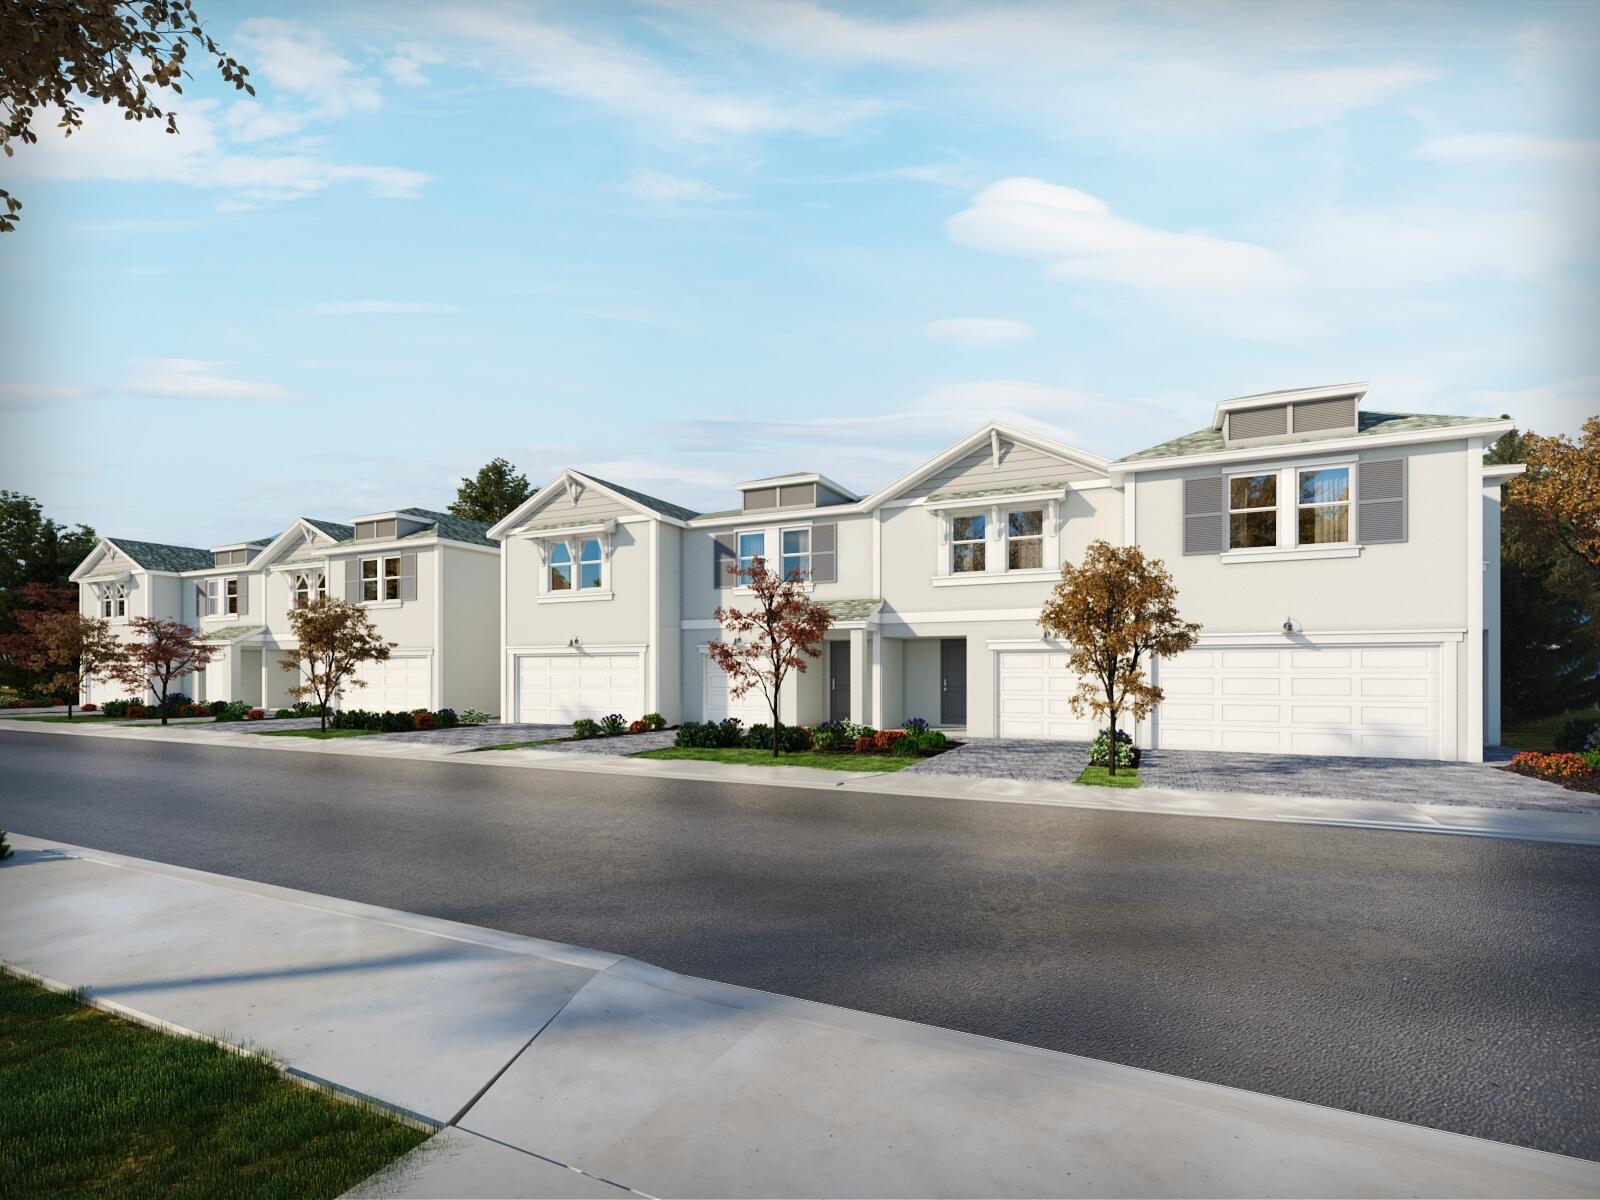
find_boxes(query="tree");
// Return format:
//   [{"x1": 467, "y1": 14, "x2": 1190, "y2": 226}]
[
  {"x1": 280, "y1": 598, "x2": 395, "y2": 731},
  {"x1": 1, "y1": 491, "x2": 97, "y2": 614},
  {"x1": 1505, "y1": 416, "x2": 1600, "y2": 581},
  {"x1": 709, "y1": 556, "x2": 833, "y2": 757},
  {"x1": 109, "y1": 617, "x2": 219, "y2": 725},
  {"x1": 1038, "y1": 540, "x2": 1200, "y2": 775},
  {"x1": 450, "y1": 458, "x2": 534, "y2": 525},
  {"x1": 0, "y1": 585, "x2": 124, "y2": 718},
  {"x1": 0, "y1": 0, "x2": 253, "y2": 231}
]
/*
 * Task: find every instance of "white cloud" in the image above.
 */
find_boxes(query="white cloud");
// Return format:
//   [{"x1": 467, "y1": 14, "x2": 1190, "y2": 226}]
[
  {"x1": 385, "y1": 43, "x2": 446, "y2": 88},
  {"x1": 122, "y1": 359, "x2": 292, "y2": 401},
  {"x1": 234, "y1": 18, "x2": 381, "y2": 116},
  {"x1": 925, "y1": 317, "x2": 1035, "y2": 347},
  {"x1": 1461, "y1": 376, "x2": 1597, "y2": 438},
  {"x1": 310, "y1": 300, "x2": 464, "y2": 316},
  {"x1": 948, "y1": 178, "x2": 1299, "y2": 297},
  {"x1": 1417, "y1": 133, "x2": 1600, "y2": 169},
  {"x1": 614, "y1": 169, "x2": 743, "y2": 203}
]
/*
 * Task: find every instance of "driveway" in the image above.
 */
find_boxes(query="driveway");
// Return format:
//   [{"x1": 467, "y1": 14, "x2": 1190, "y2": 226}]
[
  {"x1": 381, "y1": 722, "x2": 569, "y2": 747},
  {"x1": 906, "y1": 739, "x2": 1587, "y2": 812}
]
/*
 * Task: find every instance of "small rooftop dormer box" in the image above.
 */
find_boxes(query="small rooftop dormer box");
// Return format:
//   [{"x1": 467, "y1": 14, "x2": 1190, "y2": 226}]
[
  {"x1": 350, "y1": 511, "x2": 432, "y2": 542},
  {"x1": 1214, "y1": 383, "x2": 1366, "y2": 449},
  {"x1": 210, "y1": 538, "x2": 272, "y2": 569},
  {"x1": 736, "y1": 472, "x2": 859, "y2": 514}
]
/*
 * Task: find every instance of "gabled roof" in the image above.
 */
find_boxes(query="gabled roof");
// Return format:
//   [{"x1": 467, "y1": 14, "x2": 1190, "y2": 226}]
[
  {"x1": 304, "y1": 518, "x2": 354, "y2": 541},
  {"x1": 394, "y1": 508, "x2": 498, "y2": 547},
  {"x1": 571, "y1": 474, "x2": 700, "y2": 522},
  {"x1": 104, "y1": 538, "x2": 212, "y2": 573},
  {"x1": 860, "y1": 421, "x2": 1109, "y2": 510},
  {"x1": 1117, "y1": 411, "x2": 1502, "y2": 464},
  {"x1": 488, "y1": 469, "x2": 699, "y2": 539}
]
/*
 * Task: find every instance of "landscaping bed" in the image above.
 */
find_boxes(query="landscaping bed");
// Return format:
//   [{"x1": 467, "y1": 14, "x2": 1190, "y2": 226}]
[
  {"x1": 636, "y1": 747, "x2": 912, "y2": 772},
  {"x1": 0, "y1": 968, "x2": 426, "y2": 1200},
  {"x1": 1501, "y1": 717, "x2": 1600, "y2": 795}
]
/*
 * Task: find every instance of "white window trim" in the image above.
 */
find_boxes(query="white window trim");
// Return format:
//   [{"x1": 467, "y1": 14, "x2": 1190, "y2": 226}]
[
  {"x1": 315, "y1": 572, "x2": 327, "y2": 603},
  {"x1": 936, "y1": 498, "x2": 1059, "y2": 582},
  {"x1": 360, "y1": 554, "x2": 403, "y2": 604},
  {"x1": 204, "y1": 577, "x2": 221, "y2": 618},
  {"x1": 577, "y1": 535, "x2": 607, "y2": 591},
  {"x1": 948, "y1": 509, "x2": 989, "y2": 575},
  {"x1": 736, "y1": 528, "x2": 766, "y2": 575},
  {"x1": 1221, "y1": 545, "x2": 1363, "y2": 564},
  {"x1": 1294, "y1": 464, "x2": 1355, "y2": 550},
  {"x1": 1226, "y1": 470, "x2": 1279, "y2": 551},
  {"x1": 1003, "y1": 504, "x2": 1046, "y2": 572},
  {"x1": 932, "y1": 568, "x2": 1059, "y2": 588},
  {"x1": 779, "y1": 524, "x2": 812, "y2": 582},
  {"x1": 535, "y1": 534, "x2": 614, "y2": 603},
  {"x1": 1213, "y1": 455, "x2": 1363, "y2": 562}
]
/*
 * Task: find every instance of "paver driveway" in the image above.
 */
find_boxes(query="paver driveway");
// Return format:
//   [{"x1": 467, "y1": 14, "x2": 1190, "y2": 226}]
[{"x1": 906, "y1": 739, "x2": 1586, "y2": 811}]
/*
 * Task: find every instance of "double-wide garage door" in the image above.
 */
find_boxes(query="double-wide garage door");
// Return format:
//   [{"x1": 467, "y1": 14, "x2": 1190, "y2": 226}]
[
  {"x1": 516, "y1": 653, "x2": 642, "y2": 725},
  {"x1": 351, "y1": 655, "x2": 431, "y2": 713}
]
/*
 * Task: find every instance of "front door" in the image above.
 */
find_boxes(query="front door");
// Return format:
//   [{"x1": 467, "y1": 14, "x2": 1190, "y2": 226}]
[
  {"x1": 940, "y1": 638, "x2": 967, "y2": 726},
  {"x1": 829, "y1": 642, "x2": 851, "y2": 722}
]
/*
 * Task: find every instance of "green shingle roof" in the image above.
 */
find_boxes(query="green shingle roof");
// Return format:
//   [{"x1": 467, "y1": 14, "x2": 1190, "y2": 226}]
[
  {"x1": 575, "y1": 473, "x2": 701, "y2": 522},
  {"x1": 106, "y1": 538, "x2": 212, "y2": 572},
  {"x1": 1117, "y1": 411, "x2": 1497, "y2": 464},
  {"x1": 201, "y1": 623, "x2": 265, "y2": 643},
  {"x1": 397, "y1": 508, "x2": 498, "y2": 546},
  {"x1": 304, "y1": 518, "x2": 354, "y2": 541},
  {"x1": 820, "y1": 598, "x2": 881, "y2": 621}
]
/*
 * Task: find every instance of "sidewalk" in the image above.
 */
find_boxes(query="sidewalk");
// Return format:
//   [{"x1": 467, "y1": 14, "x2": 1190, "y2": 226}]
[
  {"x1": 5, "y1": 716, "x2": 1596, "y2": 845},
  {"x1": 1, "y1": 833, "x2": 1594, "y2": 1199}
]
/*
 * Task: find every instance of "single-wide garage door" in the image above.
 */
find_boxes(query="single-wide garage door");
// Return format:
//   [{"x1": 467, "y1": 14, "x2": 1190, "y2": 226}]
[
  {"x1": 996, "y1": 650, "x2": 1096, "y2": 740},
  {"x1": 517, "y1": 653, "x2": 642, "y2": 725},
  {"x1": 703, "y1": 655, "x2": 769, "y2": 725},
  {"x1": 1156, "y1": 643, "x2": 1441, "y2": 759},
  {"x1": 350, "y1": 654, "x2": 431, "y2": 713}
]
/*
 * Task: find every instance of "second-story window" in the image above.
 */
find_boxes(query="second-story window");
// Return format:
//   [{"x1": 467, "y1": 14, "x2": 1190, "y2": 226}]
[
  {"x1": 315, "y1": 573, "x2": 327, "y2": 603},
  {"x1": 781, "y1": 528, "x2": 810, "y2": 580},
  {"x1": 361, "y1": 556, "x2": 401, "y2": 601},
  {"x1": 1228, "y1": 473, "x2": 1277, "y2": 549},
  {"x1": 1006, "y1": 510, "x2": 1043, "y2": 569},
  {"x1": 549, "y1": 543, "x2": 573, "y2": 591},
  {"x1": 224, "y1": 578, "x2": 240, "y2": 615},
  {"x1": 952, "y1": 514, "x2": 986, "y2": 573},
  {"x1": 579, "y1": 538, "x2": 604, "y2": 589},
  {"x1": 1297, "y1": 467, "x2": 1350, "y2": 545},
  {"x1": 738, "y1": 531, "x2": 765, "y2": 575},
  {"x1": 204, "y1": 578, "x2": 220, "y2": 615},
  {"x1": 294, "y1": 575, "x2": 310, "y2": 608},
  {"x1": 100, "y1": 588, "x2": 113, "y2": 618}
]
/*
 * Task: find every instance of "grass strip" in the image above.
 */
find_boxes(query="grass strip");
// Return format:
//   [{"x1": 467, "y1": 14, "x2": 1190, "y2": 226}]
[
  {"x1": 257, "y1": 728, "x2": 380, "y2": 739},
  {"x1": 0, "y1": 969, "x2": 427, "y2": 1199},
  {"x1": 1075, "y1": 765, "x2": 1141, "y2": 788},
  {"x1": 1500, "y1": 709, "x2": 1599, "y2": 753},
  {"x1": 634, "y1": 746, "x2": 910, "y2": 772}
]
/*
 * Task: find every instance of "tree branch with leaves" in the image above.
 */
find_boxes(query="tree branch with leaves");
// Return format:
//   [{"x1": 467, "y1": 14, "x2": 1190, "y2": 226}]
[
  {"x1": 0, "y1": 582, "x2": 124, "y2": 717},
  {"x1": 281, "y1": 598, "x2": 395, "y2": 731},
  {"x1": 109, "y1": 616, "x2": 219, "y2": 724},
  {"x1": 1039, "y1": 540, "x2": 1200, "y2": 775},
  {"x1": 450, "y1": 458, "x2": 534, "y2": 525}
]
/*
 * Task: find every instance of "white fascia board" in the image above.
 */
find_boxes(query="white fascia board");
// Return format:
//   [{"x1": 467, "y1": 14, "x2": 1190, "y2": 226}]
[
  {"x1": 860, "y1": 421, "x2": 1110, "y2": 511},
  {"x1": 689, "y1": 503, "x2": 866, "y2": 528},
  {"x1": 251, "y1": 518, "x2": 338, "y2": 571},
  {"x1": 490, "y1": 469, "x2": 689, "y2": 540},
  {"x1": 1110, "y1": 419, "x2": 1515, "y2": 476},
  {"x1": 1482, "y1": 463, "x2": 1526, "y2": 481},
  {"x1": 1211, "y1": 382, "x2": 1368, "y2": 429},
  {"x1": 737, "y1": 471, "x2": 862, "y2": 500},
  {"x1": 69, "y1": 539, "x2": 117, "y2": 582}
]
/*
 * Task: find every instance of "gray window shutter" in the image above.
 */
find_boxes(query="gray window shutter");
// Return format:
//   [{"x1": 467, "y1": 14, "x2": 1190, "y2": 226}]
[
  {"x1": 400, "y1": 554, "x2": 418, "y2": 601},
  {"x1": 194, "y1": 584, "x2": 204, "y2": 618},
  {"x1": 236, "y1": 578, "x2": 249, "y2": 616},
  {"x1": 1183, "y1": 477, "x2": 1225, "y2": 555},
  {"x1": 1358, "y1": 458, "x2": 1407, "y2": 544},
  {"x1": 811, "y1": 523, "x2": 837, "y2": 583},
  {"x1": 713, "y1": 534, "x2": 736, "y2": 588},
  {"x1": 344, "y1": 560, "x2": 361, "y2": 603}
]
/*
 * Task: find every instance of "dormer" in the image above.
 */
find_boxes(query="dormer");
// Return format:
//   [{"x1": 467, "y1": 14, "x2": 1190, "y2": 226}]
[
  {"x1": 736, "y1": 473, "x2": 858, "y2": 514},
  {"x1": 1214, "y1": 383, "x2": 1365, "y2": 449},
  {"x1": 210, "y1": 538, "x2": 271, "y2": 569},
  {"x1": 350, "y1": 511, "x2": 431, "y2": 542}
]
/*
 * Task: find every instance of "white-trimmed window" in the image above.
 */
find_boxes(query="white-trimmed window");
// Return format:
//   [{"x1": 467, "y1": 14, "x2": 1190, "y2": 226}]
[
  {"x1": 101, "y1": 585, "x2": 126, "y2": 618},
  {"x1": 361, "y1": 556, "x2": 400, "y2": 602},
  {"x1": 781, "y1": 527, "x2": 810, "y2": 580},
  {"x1": 314, "y1": 572, "x2": 327, "y2": 603},
  {"x1": 578, "y1": 538, "x2": 604, "y2": 589},
  {"x1": 1228, "y1": 473, "x2": 1277, "y2": 549},
  {"x1": 548, "y1": 543, "x2": 573, "y2": 592},
  {"x1": 204, "y1": 578, "x2": 220, "y2": 616},
  {"x1": 224, "y1": 577, "x2": 240, "y2": 615},
  {"x1": 738, "y1": 530, "x2": 765, "y2": 574},
  {"x1": 293, "y1": 574, "x2": 311, "y2": 608},
  {"x1": 1006, "y1": 509, "x2": 1043, "y2": 570},
  {"x1": 1297, "y1": 466, "x2": 1350, "y2": 545},
  {"x1": 951, "y1": 513, "x2": 986, "y2": 573}
]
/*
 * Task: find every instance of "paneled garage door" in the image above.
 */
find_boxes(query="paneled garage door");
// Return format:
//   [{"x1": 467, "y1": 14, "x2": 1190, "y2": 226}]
[
  {"x1": 995, "y1": 650, "x2": 1096, "y2": 740},
  {"x1": 516, "y1": 653, "x2": 642, "y2": 724},
  {"x1": 351, "y1": 654, "x2": 431, "y2": 713},
  {"x1": 1156, "y1": 643, "x2": 1442, "y2": 759},
  {"x1": 702, "y1": 655, "x2": 769, "y2": 725}
]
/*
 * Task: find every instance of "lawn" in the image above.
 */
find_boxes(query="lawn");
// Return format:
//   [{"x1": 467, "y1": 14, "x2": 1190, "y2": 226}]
[
  {"x1": 0, "y1": 713, "x2": 111, "y2": 722},
  {"x1": 0, "y1": 969, "x2": 427, "y2": 1199},
  {"x1": 1075, "y1": 765, "x2": 1141, "y2": 788},
  {"x1": 258, "y1": 727, "x2": 379, "y2": 740},
  {"x1": 1501, "y1": 709, "x2": 1599, "y2": 753},
  {"x1": 635, "y1": 747, "x2": 911, "y2": 771}
]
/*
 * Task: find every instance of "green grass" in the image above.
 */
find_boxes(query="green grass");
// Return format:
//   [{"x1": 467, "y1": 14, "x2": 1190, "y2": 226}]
[
  {"x1": 471, "y1": 738, "x2": 567, "y2": 751},
  {"x1": 0, "y1": 713, "x2": 111, "y2": 722},
  {"x1": 1075, "y1": 765, "x2": 1141, "y2": 788},
  {"x1": 257, "y1": 727, "x2": 380, "y2": 740},
  {"x1": 0, "y1": 969, "x2": 427, "y2": 1199},
  {"x1": 1500, "y1": 709, "x2": 1600, "y2": 753},
  {"x1": 634, "y1": 746, "x2": 912, "y2": 772}
]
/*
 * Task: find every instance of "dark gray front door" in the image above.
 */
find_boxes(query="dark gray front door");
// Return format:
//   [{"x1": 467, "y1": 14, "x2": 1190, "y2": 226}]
[
  {"x1": 940, "y1": 638, "x2": 967, "y2": 726},
  {"x1": 829, "y1": 642, "x2": 851, "y2": 722}
]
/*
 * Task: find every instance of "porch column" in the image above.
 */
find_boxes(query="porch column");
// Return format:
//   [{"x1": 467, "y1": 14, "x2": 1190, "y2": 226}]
[
  {"x1": 848, "y1": 627, "x2": 866, "y2": 725},
  {"x1": 870, "y1": 628, "x2": 882, "y2": 732}
]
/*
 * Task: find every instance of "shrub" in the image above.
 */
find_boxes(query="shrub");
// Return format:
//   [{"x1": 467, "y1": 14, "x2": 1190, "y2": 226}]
[
  {"x1": 177, "y1": 703, "x2": 209, "y2": 718},
  {"x1": 716, "y1": 717, "x2": 745, "y2": 747},
  {"x1": 872, "y1": 729, "x2": 907, "y2": 752},
  {"x1": 641, "y1": 712, "x2": 667, "y2": 731},
  {"x1": 436, "y1": 708, "x2": 459, "y2": 728},
  {"x1": 214, "y1": 700, "x2": 249, "y2": 723},
  {"x1": 81, "y1": 703, "x2": 97, "y2": 713},
  {"x1": 100, "y1": 699, "x2": 129, "y2": 717},
  {"x1": 573, "y1": 718, "x2": 601, "y2": 740},
  {"x1": 414, "y1": 711, "x2": 435, "y2": 730},
  {"x1": 890, "y1": 735, "x2": 923, "y2": 757},
  {"x1": 0, "y1": 829, "x2": 10, "y2": 861},
  {"x1": 853, "y1": 736, "x2": 878, "y2": 754},
  {"x1": 245, "y1": 708, "x2": 266, "y2": 721},
  {"x1": 903, "y1": 717, "x2": 929, "y2": 734},
  {"x1": 599, "y1": 713, "x2": 627, "y2": 736},
  {"x1": 628, "y1": 719, "x2": 648, "y2": 734},
  {"x1": 1508, "y1": 751, "x2": 1595, "y2": 781},
  {"x1": 126, "y1": 704, "x2": 149, "y2": 719},
  {"x1": 810, "y1": 720, "x2": 848, "y2": 752},
  {"x1": 274, "y1": 708, "x2": 295, "y2": 719},
  {"x1": 460, "y1": 708, "x2": 489, "y2": 726},
  {"x1": 745, "y1": 723, "x2": 811, "y2": 751},
  {"x1": 674, "y1": 718, "x2": 748, "y2": 749},
  {"x1": 1553, "y1": 716, "x2": 1600, "y2": 753},
  {"x1": 163, "y1": 692, "x2": 193, "y2": 712},
  {"x1": 1089, "y1": 728, "x2": 1140, "y2": 769},
  {"x1": 209, "y1": 700, "x2": 229, "y2": 716},
  {"x1": 48, "y1": 696, "x2": 66, "y2": 706},
  {"x1": 908, "y1": 729, "x2": 947, "y2": 754},
  {"x1": 380, "y1": 710, "x2": 415, "y2": 733}
]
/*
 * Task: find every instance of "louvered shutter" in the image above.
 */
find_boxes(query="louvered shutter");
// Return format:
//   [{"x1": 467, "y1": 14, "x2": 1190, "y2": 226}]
[
  {"x1": 811, "y1": 523, "x2": 837, "y2": 583},
  {"x1": 1183, "y1": 477, "x2": 1225, "y2": 555},
  {"x1": 399, "y1": 554, "x2": 418, "y2": 601},
  {"x1": 1358, "y1": 459, "x2": 1407, "y2": 544},
  {"x1": 344, "y1": 560, "x2": 361, "y2": 603},
  {"x1": 712, "y1": 534, "x2": 736, "y2": 588}
]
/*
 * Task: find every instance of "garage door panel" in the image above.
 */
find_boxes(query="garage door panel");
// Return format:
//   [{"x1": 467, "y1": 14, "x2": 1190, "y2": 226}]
[
  {"x1": 1361, "y1": 677, "x2": 1429, "y2": 698},
  {"x1": 1222, "y1": 703, "x2": 1281, "y2": 722},
  {"x1": 1221, "y1": 728, "x2": 1281, "y2": 751},
  {"x1": 1162, "y1": 677, "x2": 1214, "y2": 696},
  {"x1": 997, "y1": 650, "x2": 1096, "y2": 740},
  {"x1": 1292, "y1": 677, "x2": 1352, "y2": 697},
  {"x1": 351, "y1": 656, "x2": 431, "y2": 712},
  {"x1": 1291, "y1": 731, "x2": 1354, "y2": 755},
  {"x1": 1293, "y1": 649, "x2": 1350, "y2": 669},
  {"x1": 1292, "y1": 704, "x2": 1354, "y2": 724},
  {"x1": 1222, "y1": 677, "x2": 1280, "y2": 696},
  {"x1": 1221, "y1": 649, "x2": 1280, "y2": 669},
  {"x1": 518, "y1": 652, "x2": 641, "y2": 724},
  {"x1": 1361, "y1": 647, "x2": 1431, "y2": 669}
]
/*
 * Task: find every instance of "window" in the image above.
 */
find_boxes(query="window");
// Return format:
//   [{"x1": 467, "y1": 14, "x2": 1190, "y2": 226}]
[
  {"x1": 383, "y1": 556, "x2": 401, "y2": 601},
  {"x1": 101, "y1": 586, "x2": 125, "y2": 618},
  {"x1": 1006, "y1": 509, "x2": 1043, "y2": 570},
  {"x1": 205, "y1": 578, "x2": 220, "y2": 616},
  {"x1": 294, "y1": 575, "x2": 310, "y2": 608},
  {"x1": 116, "y1": 586, "x2": 126, "y2": 617},
  {"x1": 579, "y1": 538, "x2": 604, "y2": 589},
  {"x1": 224, "y1": 577, "x2": 239, "y2": 615},
  {"x1": 314, "y1": 573, "x2": 327, "y2": 603},
  {"x1": 1228, "y1": 473, "x2": 1277, "y2": 549},
  {"x1": 738, "y1": 531, "x2": 765, "y2": 574},
  {"x1": 100, "y1": 589, "x2": 112, "y2": 618},
  {"x1": 781, "y1": 528, "x2": 810, "y2": 580},
  {"x1": 361, "y1": 558, "x2": 380, "y2": 602},
  {"x1": 952, "y1": 513, "x2": 986, "y2": 573},
  {"x1": 361, "y1": 556, "x2": 400, "y2": 601},
  {"x1": 1297, "y1": 467, "x2": 1350, "y2": 545},
  {"x1": 549, "y1": 543, "x2": 573, "y2": 591}
]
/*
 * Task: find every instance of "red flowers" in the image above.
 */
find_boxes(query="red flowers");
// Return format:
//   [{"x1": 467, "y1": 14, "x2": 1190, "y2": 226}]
[{"x1": 1508, "y1": 751, "x2": 1595, "y2": 780}]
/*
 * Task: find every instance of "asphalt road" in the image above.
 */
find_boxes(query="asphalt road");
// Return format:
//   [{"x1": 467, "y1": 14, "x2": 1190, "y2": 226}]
[{"x1": 1, "y1": 730, "x2": 1596, "y2": 1160}]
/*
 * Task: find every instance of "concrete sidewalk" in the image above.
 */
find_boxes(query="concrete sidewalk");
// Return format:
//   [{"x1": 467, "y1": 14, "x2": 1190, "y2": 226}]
[
  {"x1": 1, "y1": 833, "x2": 1593, "y2": 1199},
  {"x1": 5, "y1": 716, "x2": 1596, "y2": 845}
]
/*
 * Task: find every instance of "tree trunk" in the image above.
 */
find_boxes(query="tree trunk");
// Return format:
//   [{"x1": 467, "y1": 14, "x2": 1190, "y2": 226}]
[
  {"x1": 159, "y1": 686, "x2": 169, "y2": 725},
  {"x1": 772, "y1": 689, "x2": 781, "y2": 759}
]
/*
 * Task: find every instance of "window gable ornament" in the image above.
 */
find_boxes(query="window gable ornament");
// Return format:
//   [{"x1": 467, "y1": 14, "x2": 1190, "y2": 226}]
[{"x1": 564, "y1": 477, "x2": 585, "y2": 506}]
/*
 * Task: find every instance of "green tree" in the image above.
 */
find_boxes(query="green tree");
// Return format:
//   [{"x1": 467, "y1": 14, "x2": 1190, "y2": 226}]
[
  {"x1": 450, "y1": 458, "x2": 534, "y2": 525},
  {"x1": 0, "y1": 492, "x2": 98, "y2": 690}
]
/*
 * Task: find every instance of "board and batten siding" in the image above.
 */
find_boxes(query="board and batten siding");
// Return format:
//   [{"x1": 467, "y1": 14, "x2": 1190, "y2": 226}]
[{"x1": 894, "y1": 437, "x2": 1102, "y2": 502}]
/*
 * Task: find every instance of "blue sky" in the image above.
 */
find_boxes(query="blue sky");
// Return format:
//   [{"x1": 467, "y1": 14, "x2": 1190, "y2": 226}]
[{"x1": 2, "y1": 0, "x2": 1596, "y2": 548}]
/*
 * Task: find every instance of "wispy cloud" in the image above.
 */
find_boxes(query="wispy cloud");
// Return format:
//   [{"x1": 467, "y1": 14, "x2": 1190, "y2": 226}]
[
  {"x1": 384, "y1": 43, "x2": 446, "y2": 88},
  {"x1": 310, "y1": 300, "x2": 464, "y2": 316},
  {"x1": 1417, "y1": 132, "x2": 1600, "y2": 169},
  {"x1": 234, "y1": 18, "x2": 382, "y2": 117},
  {"x1": 122, "y1": 359, "x2": 292, "y2": 401},
  {"x1": 925, "y1": 317, "x2": 1035, "y2": 346},
  {"x1": 613, "y1": 168, "x2": 743, "y2": 203}
]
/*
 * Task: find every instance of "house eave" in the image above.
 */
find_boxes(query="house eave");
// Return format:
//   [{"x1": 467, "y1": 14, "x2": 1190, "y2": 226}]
[{"x1": 1110, "y1": 419, "x2": 1514, "y2": 475}]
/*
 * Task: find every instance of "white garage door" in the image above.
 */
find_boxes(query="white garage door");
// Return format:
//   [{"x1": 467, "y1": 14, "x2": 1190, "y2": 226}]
[
  {"x1": 517, "y1": 653, "x2": 642, "y2": 724},
  {"x1": 702, "y1": 655, "x2": 769, "y2": 725},
  {"x1": 1156, "y1": 644, "x2": 1441, "y2": 759},
  {"x1": 351, "y1": 655, "x2": 431, "y2": 712},
  {"x1": 996, "y1": 650, "x2": 1097, "y2": 740}
]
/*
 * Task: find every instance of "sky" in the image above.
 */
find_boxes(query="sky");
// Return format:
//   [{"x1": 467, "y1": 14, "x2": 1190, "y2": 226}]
[{"x1": 1, "y1": 0, "x2": 1596, "y2": 549}]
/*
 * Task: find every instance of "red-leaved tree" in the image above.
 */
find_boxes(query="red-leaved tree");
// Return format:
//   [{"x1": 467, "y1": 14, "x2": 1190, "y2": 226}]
[
  {"x1": 709, "y1": 556, "x2": 833, "y2": 757},
  {"x1": 110, "y1": 617, "x2": 220, "y2": 725},
  {"x1": 0, "y1": 583, "x2": 124, "y2": 718}
]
